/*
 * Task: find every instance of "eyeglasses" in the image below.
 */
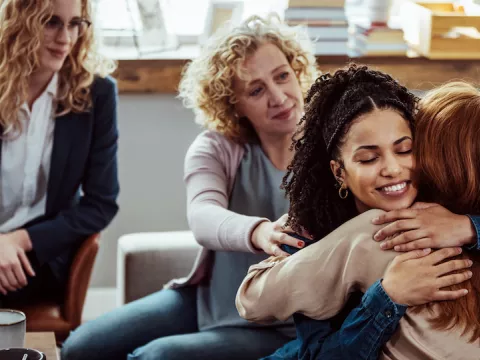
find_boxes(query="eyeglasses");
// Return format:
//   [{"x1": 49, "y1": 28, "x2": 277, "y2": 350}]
[{"x1": 44, "y1": 15, "x2": 92, "y2": 38}]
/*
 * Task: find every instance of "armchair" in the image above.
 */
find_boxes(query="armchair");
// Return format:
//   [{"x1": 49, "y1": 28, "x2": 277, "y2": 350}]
[{"x1": 15, "y1": 233, "x2": 100, "y2": 344}]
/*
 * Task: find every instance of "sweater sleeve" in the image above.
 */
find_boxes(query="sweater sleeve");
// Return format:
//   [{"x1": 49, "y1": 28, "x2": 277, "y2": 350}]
[
  {"x1": 236, "y1": 209, "x2": 398, "y2": 322},
  {"x1": 184, "y1": 131, "x2": 267, "y2": 253}
]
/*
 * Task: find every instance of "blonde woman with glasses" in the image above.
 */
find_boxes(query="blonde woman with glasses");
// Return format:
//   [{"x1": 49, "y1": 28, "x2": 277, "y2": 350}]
[{"x1": 0, "y1": 0, "x2": 119, "y2": 312}]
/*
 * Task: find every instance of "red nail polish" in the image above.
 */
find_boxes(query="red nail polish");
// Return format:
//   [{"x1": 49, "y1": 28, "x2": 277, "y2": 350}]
[{"x1": 298, "y1": 241, "x2": 304, "y2": 247}]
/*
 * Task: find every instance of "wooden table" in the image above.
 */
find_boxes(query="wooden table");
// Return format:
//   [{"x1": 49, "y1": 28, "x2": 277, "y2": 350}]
[{"x1": 25, "y1": 332, "x2": 58, "y2": 360}]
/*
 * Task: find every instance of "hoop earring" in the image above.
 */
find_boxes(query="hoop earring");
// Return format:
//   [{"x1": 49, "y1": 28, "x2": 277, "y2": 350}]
[{"x1": 338, "y1": 184, "x2": 348, "y2": 199}]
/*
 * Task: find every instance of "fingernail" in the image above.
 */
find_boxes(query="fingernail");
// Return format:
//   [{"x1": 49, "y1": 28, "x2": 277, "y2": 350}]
[
  {"x1": 468, "y1": 260, "x2": 473, "y2": 266},
  {"x1": 372, "y1": 217, "x2": 379, "y2": 224},
  {"x1": 394, "y1": 245, "x2": 400, "y2": 251},
  {"x1": 463, "y1": 289, "x2": 469, "y2": 295},
  {"x1": 374, "y1": 233, "x2": 381, "y2": 241},
  {"x1": 467, "y1": 271, "x2": 473, "y2": 277},
  {"x1": 458, "y1": 247, "x2": 463, "y2": 254},
  {"x1": 380, "y1": 242, "x2": 387, "y2": 249},
  {"x1": 423, "y1": 248, "x2": 431, "y2": 253},
  {"x1": 297, "y1": 241, "x2": 304, "y2": 248}
]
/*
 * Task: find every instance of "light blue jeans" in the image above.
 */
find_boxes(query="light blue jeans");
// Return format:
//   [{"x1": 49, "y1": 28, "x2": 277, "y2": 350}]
[{"x1": 61, "y1": 286, "x2": 290, "y2": 360}]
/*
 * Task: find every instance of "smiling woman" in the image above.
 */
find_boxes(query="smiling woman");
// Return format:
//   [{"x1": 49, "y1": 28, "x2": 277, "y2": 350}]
[
  {"x1": 331, "y1": 108, "x2": 416, "y2": 214},
  {"x1": 283, "y1": 64, "x2": 418, "y2": 240},
  {"x1": 0, "y1": 0, "x2": 119, "y2": 325},
  {"x1": 39, "y1": 1, "x2": 91, "y2": 77},
  {"x1": 0, "y1": 0, "x2": 115, "y2": 133}
]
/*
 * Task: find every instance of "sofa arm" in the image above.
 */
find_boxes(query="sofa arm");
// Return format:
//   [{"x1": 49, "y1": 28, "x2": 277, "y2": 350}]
[{"x1": 117, "y1": 231, "x2": 201, "y2": 305}]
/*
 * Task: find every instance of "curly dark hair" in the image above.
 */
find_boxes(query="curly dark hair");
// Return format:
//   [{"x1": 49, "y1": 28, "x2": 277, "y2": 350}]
[{"x1": 282, "y1": 64, "x2": 419, "y2": 239}]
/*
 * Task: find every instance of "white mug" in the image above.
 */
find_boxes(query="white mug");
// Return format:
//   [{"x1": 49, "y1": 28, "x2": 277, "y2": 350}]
[{"x1": 0, "y1": 309, "x2": 26, "y2": 349}]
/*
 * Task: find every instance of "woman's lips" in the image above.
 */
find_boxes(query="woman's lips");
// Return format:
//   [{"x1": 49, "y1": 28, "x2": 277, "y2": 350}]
[
  {"x1": 272, "y1": 106, "x2": 294, "y2": 120},
  {"x1": 48, "y1": 49, "x2": 68, "y2": 58},
  {"x1": 377, "y1": 181, "x2": 410, "y2": 197}
]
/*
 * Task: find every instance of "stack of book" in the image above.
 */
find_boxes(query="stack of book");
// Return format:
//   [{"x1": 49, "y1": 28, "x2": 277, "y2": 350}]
[
  {"x1": 284, "y1": 0, "x2": 348, "y2": 55},
  {"x1": 348, "y1": 19, "x2": 408, "y2": 57},
  {"x1": 345, "y1": 0, "x2": 393, "y2": 24}
]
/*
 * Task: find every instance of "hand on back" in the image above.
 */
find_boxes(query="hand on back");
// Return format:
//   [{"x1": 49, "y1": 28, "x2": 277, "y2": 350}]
[
  {"x1": 372, "y1": 203, "x2": 476, "y2": 251},
  {"x1": 382, "y1": 247, "x2": 472, "y2": 306},
  {"x1": 251, "y1": 214, "x2": 311, "y2": 256}
]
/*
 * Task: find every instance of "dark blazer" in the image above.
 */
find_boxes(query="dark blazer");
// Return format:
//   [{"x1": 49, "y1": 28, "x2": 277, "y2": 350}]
[{"x1": 0, "y1": 76, "x2": 120, "y2": 285}]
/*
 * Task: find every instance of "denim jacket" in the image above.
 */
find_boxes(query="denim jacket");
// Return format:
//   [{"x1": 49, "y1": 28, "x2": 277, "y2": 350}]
[
  {"x1": 263, "y1": 216, "x2": 480, "y2": 360},
  {"x1": 263, "y1": 280, "x2": 406, "y2": 360},
  {"x1": 466, "y1": 215, "x2": 480, "y2": 250}
]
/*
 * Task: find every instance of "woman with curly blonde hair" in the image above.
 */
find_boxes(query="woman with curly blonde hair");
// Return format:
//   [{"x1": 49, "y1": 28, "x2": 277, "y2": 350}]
[
  {"x1": 62, "y1": 14, "x2": 318, "y2": 360},
  {"x1": 0, "y1": 0, "x2": 119, "y2": 309}
]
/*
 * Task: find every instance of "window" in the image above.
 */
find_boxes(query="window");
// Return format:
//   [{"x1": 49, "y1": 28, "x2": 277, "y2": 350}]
[
  {"x1": 95, "y1": 0, "x2": 287, "y2": 57},
  {"x1": 95, "y1": 0, "x2": 286, "y2": 35},
  {"x1": 94, "y1": 0, "x2": 412, "y2": 58}
]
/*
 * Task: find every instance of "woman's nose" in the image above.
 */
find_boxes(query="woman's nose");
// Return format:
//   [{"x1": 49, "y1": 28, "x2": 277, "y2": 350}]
[
  {"x1": 381, "y1": 158, "x2": 402, "y2": 177},
  {"x1": 268, "y1": 85, "x2": 287, "y2": 107}
]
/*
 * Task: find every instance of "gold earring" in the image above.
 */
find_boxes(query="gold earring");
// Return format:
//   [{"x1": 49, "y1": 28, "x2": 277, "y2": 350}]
[{"x1": 338, "y1": 184, "x2": 348, "y2": 199}]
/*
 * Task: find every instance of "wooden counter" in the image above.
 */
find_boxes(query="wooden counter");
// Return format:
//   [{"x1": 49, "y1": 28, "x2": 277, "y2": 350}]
[{"x1": 115, "y1": 56, "x2": 480, "y2": 94}]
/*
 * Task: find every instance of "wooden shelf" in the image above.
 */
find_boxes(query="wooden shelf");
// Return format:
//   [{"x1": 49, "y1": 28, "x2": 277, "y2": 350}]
[{"x1": 115, "y1": 56, "x2": 480, "y2": 94}]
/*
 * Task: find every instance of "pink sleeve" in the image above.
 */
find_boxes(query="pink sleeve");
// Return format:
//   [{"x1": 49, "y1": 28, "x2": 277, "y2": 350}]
[{"x1": 184, "y1": 131, "x2": 268, "y2": 253}]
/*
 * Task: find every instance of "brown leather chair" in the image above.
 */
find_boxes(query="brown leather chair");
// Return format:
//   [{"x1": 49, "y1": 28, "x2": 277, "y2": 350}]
[{"x1": 16, "y1": 233, "x2": 100, "y2": 344}]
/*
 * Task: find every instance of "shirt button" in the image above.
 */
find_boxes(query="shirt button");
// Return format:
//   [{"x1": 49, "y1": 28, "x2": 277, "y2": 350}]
[{"x1": 385, "y1": 310, "x2": 392, "y2": 318}]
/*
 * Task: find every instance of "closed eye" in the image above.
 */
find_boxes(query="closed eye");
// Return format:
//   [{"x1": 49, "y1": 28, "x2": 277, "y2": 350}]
[{"x1": 359, "y1": 157, "x2": 378, "y2": 164}]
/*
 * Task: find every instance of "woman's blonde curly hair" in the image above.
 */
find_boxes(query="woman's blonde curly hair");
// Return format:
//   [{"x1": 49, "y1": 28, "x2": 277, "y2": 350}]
[
  {"x1": 178, "y1": 14, "x2": 318, "y2": 143},
  {"x1": 0, "y1": 0, "x2": 116, "y2": 137}
]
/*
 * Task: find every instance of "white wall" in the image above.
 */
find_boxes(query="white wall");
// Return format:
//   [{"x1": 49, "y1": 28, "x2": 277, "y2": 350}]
[{"x1": 89, "y1": 94, "x2": 201, "y2": 287}]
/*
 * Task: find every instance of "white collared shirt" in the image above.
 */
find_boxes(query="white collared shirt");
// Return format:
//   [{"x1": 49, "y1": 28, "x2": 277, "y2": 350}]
[{"x1": 0, "y1": 73, "x2": 58, "y2": 232}]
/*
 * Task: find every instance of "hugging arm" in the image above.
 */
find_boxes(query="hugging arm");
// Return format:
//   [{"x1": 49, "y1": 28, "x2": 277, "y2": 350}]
[
  {"x1": 297, "y1": 281, "x2": 406, "y2": 360},
  {"x1": 237, "y1": 208, "x2": 472, "y2": 359},
  {"x1": 372, "y1": 203, "x2": 480, "y2": 252},
  {"x1": 275, "y1": 219, "x2": 406, "y2": 360},
  {"x1": 236, "y1": 208, "x2": 472, "y2": 322},
  {"x1": 236, "y1": 209, "x2": 392, "y2": 322}
]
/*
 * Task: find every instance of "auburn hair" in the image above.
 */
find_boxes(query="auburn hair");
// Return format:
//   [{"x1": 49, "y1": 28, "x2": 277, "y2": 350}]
[{"x1": 412, "y1": 81, "x2": 480, "y2": 342}]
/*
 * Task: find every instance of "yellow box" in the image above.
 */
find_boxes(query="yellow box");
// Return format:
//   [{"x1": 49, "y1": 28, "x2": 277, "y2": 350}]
[{"x1": 402, "y1": 1, "x2": 480, "y2": 59}]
